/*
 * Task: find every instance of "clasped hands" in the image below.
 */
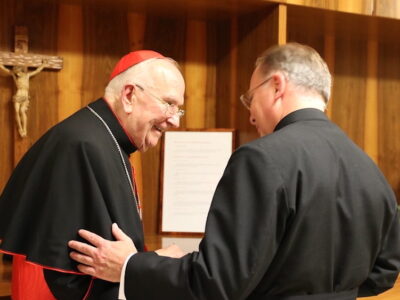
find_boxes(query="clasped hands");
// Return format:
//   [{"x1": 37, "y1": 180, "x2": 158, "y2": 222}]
[{"x1": 68, "y1": 223, "x2": 186, "y2": 282}]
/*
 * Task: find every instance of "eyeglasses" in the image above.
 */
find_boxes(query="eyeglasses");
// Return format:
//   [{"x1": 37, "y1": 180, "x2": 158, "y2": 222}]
[
  {"x1": 239, "y1": 77, "x2": 272, "y2": 110},
  {"x1": 133, "y1": 83, "x2": 185, "y2": 118}
]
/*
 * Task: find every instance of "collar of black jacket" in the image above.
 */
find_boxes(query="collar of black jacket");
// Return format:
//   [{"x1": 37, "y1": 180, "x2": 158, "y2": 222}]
[
  {"x1": 88, "y1": 98, "x2": 138, "y2": 155},
  {"x1": 274, "y1": 108, "x2": 328, "y2": 132}
]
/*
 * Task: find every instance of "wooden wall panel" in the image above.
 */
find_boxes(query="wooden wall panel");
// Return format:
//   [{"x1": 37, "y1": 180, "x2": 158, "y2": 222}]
[
  {"x1": 277, "y1": 4, "x2": 287, "y2": 45},
  {"x1": 57, "y1": 3, "x2": 83, "y2": 121},
  {"x1": 364, "y1": 37, "x2": 379, "y2": 163},
  {"x1": 182, "y1": 18, "x2": 218, "y2": 129},
  {"x1": 215, "y1": 17, "x2": 236, "y2": 129},
  {"x1": 143, "y1": 15, "x2": 186, "y2": 63},
  {"x1": 378, "y1": 41, "x2": 400, "y2": 202},
  {"x1": 140, "y1": 145, "x2": 161, "y2": 235},
  {"x1": 286, "y1": 5, "x2": 398, "y2": 201},
  {"x1": 205, "y1": 21, "x2": 217, "y2": 129},
  {"x1": 185, "y1": 20, "x2": 207, "y2": 128},
  {"x1": 287, "y1": 13, "x2": 324, "y2": 53},
  {"x1": 82, "y1": 0, "x2": 130, "y2": 105},
  {"x1": 331, "y1": 38, "x2": 367, "y2": 149},
  {"x1": 127, "y1": 12, "x2": 146, "y2": 51}
]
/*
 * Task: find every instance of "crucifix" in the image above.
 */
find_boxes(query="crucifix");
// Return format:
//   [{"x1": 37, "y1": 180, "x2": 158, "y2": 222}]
[{"x1": 0, "y1": 26, "x2": 63, "y2": 138}]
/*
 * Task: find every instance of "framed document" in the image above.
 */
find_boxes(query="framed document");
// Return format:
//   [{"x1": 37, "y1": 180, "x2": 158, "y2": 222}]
[{"x1": 159, "y1": 129, "x2": 235, "y2": 234}]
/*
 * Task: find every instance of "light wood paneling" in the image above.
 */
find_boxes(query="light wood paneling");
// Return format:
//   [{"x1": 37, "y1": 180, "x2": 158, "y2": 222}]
[
  {"x1": 378, "y1": 41, "x2": 400, "y2": 200},
  {"x1": 364, "y1": 37, "x2": 379, "y2": 163},
  {"x1": 57, "y1": 3, "x2": 83, "y2": 121},
  {"x1": 286, "y1": 4, "x2": 400, "y2": 201},
  {"x1": 331, "y1": 37, "x2": 367, "y2": 149},
  {"x1": 228, "y1": 15, "x2": 238, "y2": 129},
  {"x1": 82, "y1": 0, "x2": 130, "y2": 105},
  {"x1": 215, "y1": 17, "x2": 236, "y2": 129},
  {"x1": 287, "y1": 7, "x2": 325, "y2": 53},
  {"x1": 185, "y1": 19, "x2": 207, "y2": 129},
  {"x1": 204, "y1": 21, "x2": 218, "y2": 129},
  {"x1": 375, "y1": 0, "x2": 400, "y2": 19},
  {"x1": 277, "y1": 4, "x2": 287, "y2": 45},
  {"x1": 127, "y1": 12, "x2": 146, "y2": 51}
]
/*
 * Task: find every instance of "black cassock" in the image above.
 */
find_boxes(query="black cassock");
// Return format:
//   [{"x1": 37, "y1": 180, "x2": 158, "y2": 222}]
[
  {"x1": 125, "y1": 109, "x2": 400, "y2": 300},
  {"x1": 0, "y1": 98, "x2": 143, "y2": 299}
]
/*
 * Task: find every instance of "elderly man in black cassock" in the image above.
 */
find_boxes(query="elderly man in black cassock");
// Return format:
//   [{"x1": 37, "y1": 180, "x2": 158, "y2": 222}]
[
  {"x1": 69, "y1": 43, "x2": 400, "y2": 300},
  {"x1": 0, "y1": 50, "x2": 185, "y2": 299}
]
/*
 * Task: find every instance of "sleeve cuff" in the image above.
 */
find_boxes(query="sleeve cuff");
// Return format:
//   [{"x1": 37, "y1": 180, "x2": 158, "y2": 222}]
[{"x1": 118, "y1": 253, "x2": 136, "y2": 300}]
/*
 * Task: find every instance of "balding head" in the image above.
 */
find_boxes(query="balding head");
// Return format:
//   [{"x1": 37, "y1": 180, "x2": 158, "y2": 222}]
[
  {"x1": 104, "y1": 57, "x2": 182, "y2": 104},
  {"x1": 103, "y1": 56, "x2": 185, "y2": 152}
]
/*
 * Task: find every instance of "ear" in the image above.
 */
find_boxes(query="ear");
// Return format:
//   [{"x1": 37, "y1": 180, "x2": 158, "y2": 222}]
[
  {"x1": 271, "y1": 72, "x2": 286, "y2": 102},
  {"x1": 120, "y1": 84, "x2": 135, "y2": 113}
]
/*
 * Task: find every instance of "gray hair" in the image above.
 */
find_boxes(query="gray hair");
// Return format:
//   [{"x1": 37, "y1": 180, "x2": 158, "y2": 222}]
[
  {"x1": 255, "y1": 43, "x2": 332, "y2": 103},
  {"x1": 104, "y1": 57, "x2": 180, "y2": 100}
]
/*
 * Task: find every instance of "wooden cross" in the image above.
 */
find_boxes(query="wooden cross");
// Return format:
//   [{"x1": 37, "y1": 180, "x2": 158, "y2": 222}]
[
  {"x1": 0, "y1": 26, "x2": 63, "y2": 70},
  {"x1": 0, "y1": 26, "x2": 63, "y2": 138}
]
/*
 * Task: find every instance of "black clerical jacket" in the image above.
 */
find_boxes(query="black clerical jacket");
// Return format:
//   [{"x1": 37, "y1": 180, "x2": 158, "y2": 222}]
[
  {"x1": 0, "y1": 99, "x2": 143, "y2": 299},
  {"x1": 125, "y1": 109, "x2": 400, "y2": 300}
]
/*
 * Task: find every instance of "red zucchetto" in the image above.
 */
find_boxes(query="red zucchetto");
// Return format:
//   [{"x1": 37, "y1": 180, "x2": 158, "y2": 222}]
[{"x1": 109, "y1": 50, "x2": 165, "y2": 81}]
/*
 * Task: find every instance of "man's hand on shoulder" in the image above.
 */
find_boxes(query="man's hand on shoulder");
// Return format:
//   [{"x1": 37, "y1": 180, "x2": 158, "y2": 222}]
[{"x1": 68, "y1": 223, "x2": 137, "y2": 282}]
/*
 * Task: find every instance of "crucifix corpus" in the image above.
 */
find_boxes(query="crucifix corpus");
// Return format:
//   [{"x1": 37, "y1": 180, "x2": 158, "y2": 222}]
[{"x1": 0, "y1": 26, "x2": 63, "y2": 138}]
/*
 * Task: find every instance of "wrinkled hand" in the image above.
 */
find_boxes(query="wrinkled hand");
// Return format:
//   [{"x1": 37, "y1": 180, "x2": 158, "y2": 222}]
[
  {"x1": 155, "y1": 244, "x2": 187, "y2": 258},
  {"x1": 68, "y1": 223, "x2": 137, "y2": 282}
]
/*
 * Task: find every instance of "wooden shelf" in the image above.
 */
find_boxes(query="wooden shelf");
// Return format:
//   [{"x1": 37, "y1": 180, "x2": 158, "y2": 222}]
[
  {"x1": 29, "y1": 0, "x2": 400, "y2": 20},
  {"x1": 287, "y1": 4, "x2": 400, "y2": 42}
]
